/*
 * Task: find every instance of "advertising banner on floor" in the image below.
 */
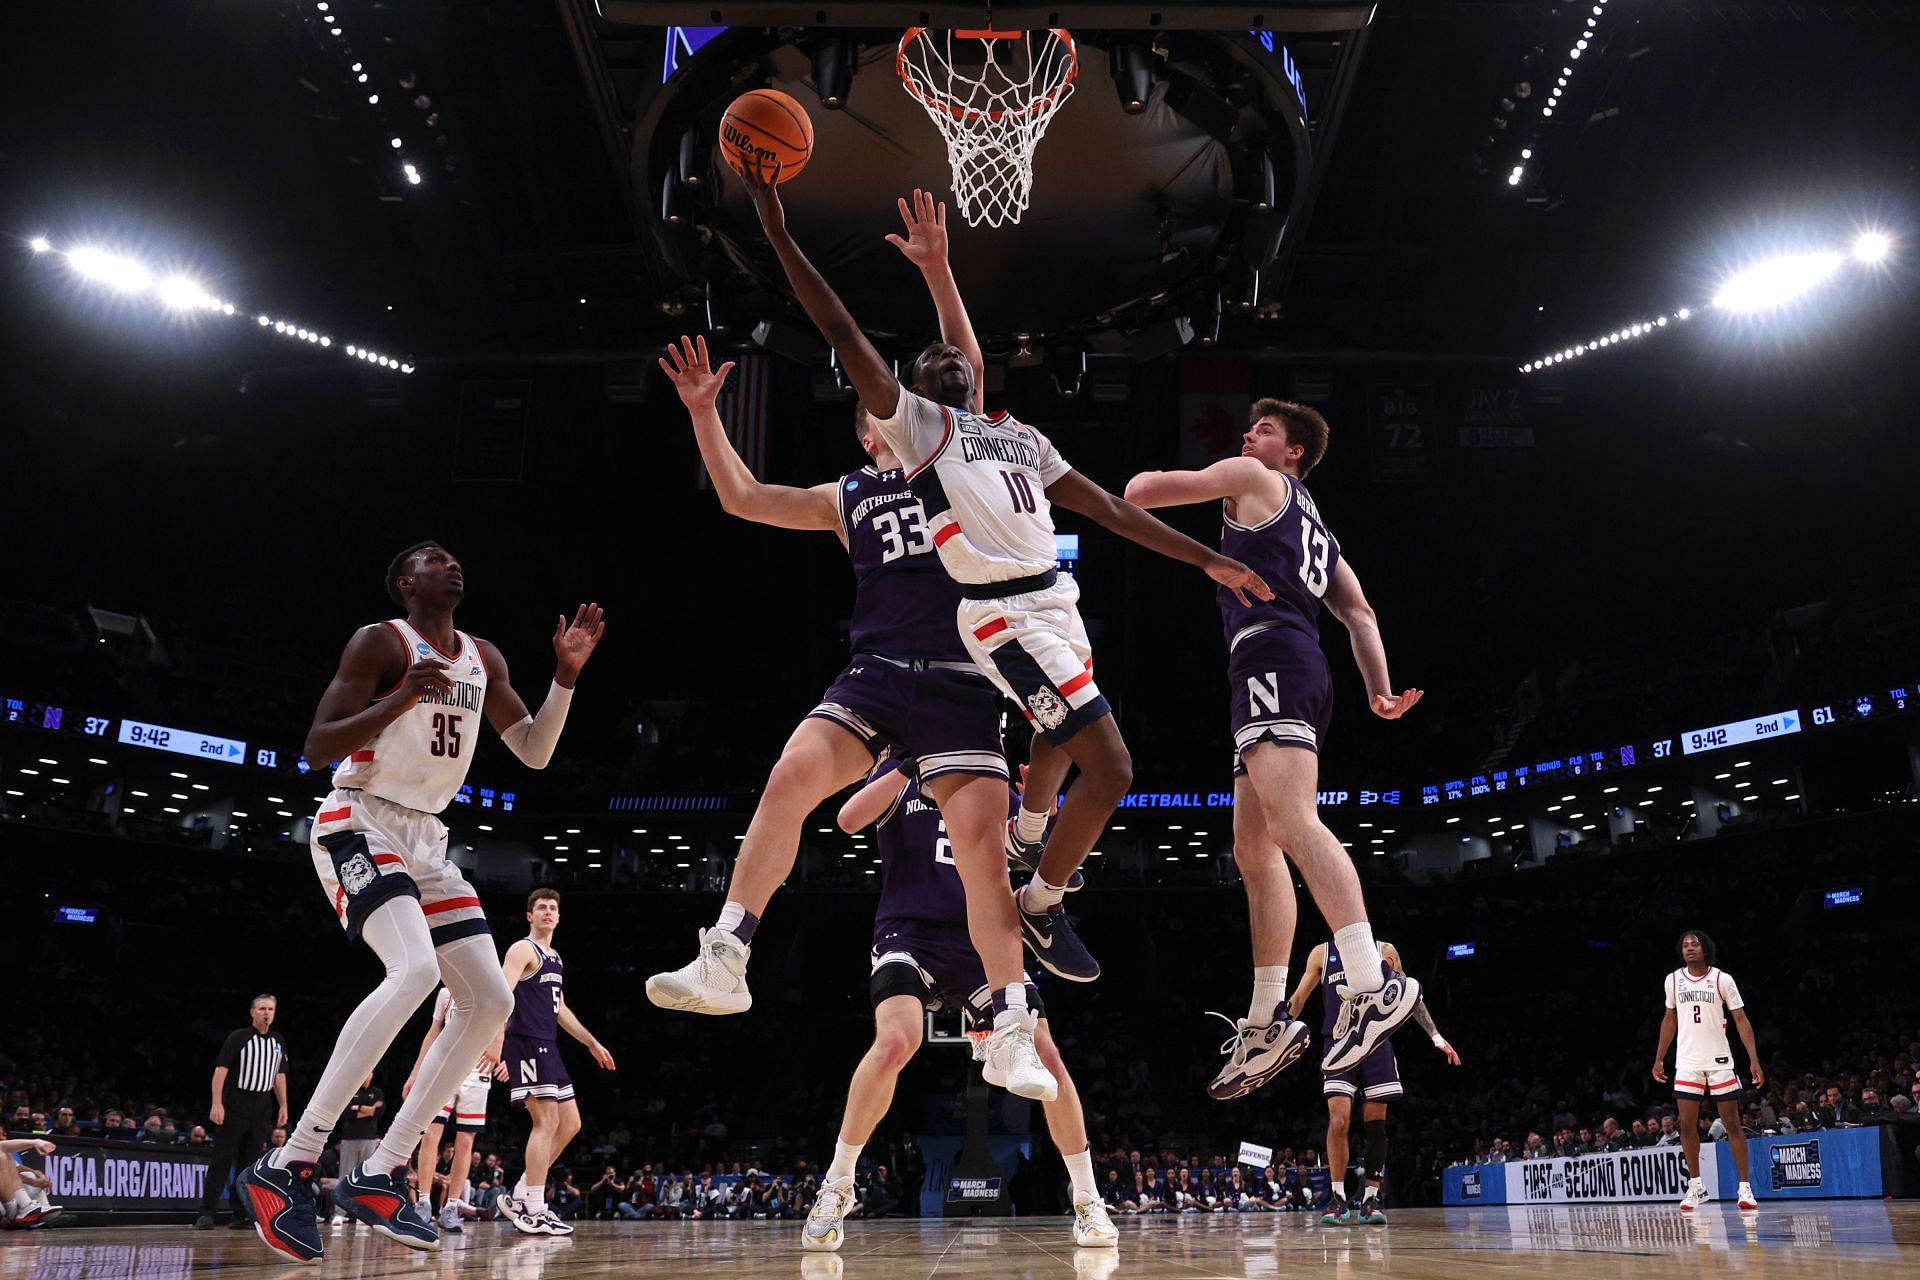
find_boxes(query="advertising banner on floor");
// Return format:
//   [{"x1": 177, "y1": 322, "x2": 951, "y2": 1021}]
[{"x1": 30, "y1": 1137, "x2": 211, "y2": 1216}]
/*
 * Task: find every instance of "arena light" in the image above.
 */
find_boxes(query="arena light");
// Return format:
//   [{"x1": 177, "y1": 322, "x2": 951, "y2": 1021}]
[
  {"x1": 1853, "y1": 229, "x2": 1891, "y2": 264},
  {"x1": 1712, "y1": 250, "x2": 1844, "y2": 313},
  {"x1": 28, "y1": 234, "x2": 412, "y2": 372}
]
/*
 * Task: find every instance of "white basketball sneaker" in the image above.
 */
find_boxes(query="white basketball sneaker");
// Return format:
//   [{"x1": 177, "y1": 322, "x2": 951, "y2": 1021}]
[
  {"x1": 1737, "y1": 1182, "x2": 1758, "y2": 1210},
  {"x1": 1679, "y1": 1179, "x2": 1711, "y2": 1212},
  {"x1": 439, "y1": 1199, "x2": 463, "y2": 1232},
  {"x1": 802, "y1": 1175, "x2": 856, "y2": 1251},
  {"x1": 1071, "y1": 1191, "x2": 1119, "y2": 1248},
  {"x1": 1207, "y1": 1012, "x2": 1311, "y2": 1100},
  {"x1": 645, "y1": 928, "x2": 752, "y2": 1015},
  {"x1": 981, "y1": 1011, "x2": 1059, "y2": 1101}
]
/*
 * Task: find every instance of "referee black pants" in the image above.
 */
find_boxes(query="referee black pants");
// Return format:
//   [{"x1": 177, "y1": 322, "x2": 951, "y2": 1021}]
[{"x1": 200, "y1": 1092, "x2": 276, "y2": 1216}]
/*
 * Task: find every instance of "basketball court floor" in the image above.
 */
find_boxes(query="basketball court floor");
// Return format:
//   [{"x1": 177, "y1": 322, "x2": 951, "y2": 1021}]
[{"x1": 8, "y1": 1204, "x2": 1917, "y2": 1279}]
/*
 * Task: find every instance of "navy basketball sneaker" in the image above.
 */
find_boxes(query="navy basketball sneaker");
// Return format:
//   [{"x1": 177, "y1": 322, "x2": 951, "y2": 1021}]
[
  {"x1": 335, "y1": 1162, "x2": 438, "y2": 1250},
  {"x1": 237, "y1": 1154, "x2": 323, "y2": 1264},
  {"x1": 1017, "y1": 897, "x2": 1099, "y2": 983},
  {"x1": 1322, "y1": 972, "x2": 1421, "y2": 1073}
]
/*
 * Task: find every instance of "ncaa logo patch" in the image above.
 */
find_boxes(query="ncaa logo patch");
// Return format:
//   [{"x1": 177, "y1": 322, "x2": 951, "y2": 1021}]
[
  {"x1": 1026, "y1": 688, "x2": 1069, "y2": 731},
  {"x1": 416, "y1": 641, "x2": 433, "y2": 659},
  {"x1": 340, "y1": 852, "x2": 377, "y2": 894},
  {"x1": 846, "y1": 481, "x2": 859, "y2": 491}
]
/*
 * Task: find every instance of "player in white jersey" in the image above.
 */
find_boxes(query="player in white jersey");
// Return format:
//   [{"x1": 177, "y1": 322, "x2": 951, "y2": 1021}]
[
  {"x1": 1652, "y1": 930, "x2": 1762, "y2": 1211},
  {"x1": 741, "y1": 159, "x2": 1272, "y2": 1020},
  {"x1": 406, "y1": 985, "x2": 504, "y2": 1232},
  {"x1": 237, "y1": 542, "x2": 603, "y2": 1265}
]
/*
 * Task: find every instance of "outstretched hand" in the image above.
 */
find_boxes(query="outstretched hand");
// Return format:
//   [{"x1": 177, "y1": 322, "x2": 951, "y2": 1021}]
[
  {"x1": 1370, "y1": 689, "x2": 1424, "y2": 720},
  {"x1": 885, "y1": 188, "x2": 950, "y2": 271},
  {"x1": 739, "y1": 152, "x2": 787, "y2": 236},
  {"x1": 1205, "y1": 555, "x2": 1274, "y2": 607},
  {"x1": 553, "y1": 603, "x2": 606, "y2": 682},
  {"x1": 658, "y1": 334, "x2": 735, "y2": 411}
]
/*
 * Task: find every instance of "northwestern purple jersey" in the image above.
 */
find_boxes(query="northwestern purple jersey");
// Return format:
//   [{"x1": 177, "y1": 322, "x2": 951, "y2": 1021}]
[
  {"x1": 838, "y1": 467, "x2": 968, "y2": 661},
  {"x1": 872, "y1": 769, "x2": 1017, "y2": 936},
  {"x1": 1218, "y1": 474, "x2": 1342, "y2": 647},
  {"x1": 505, "y1": 940, "x2": 563, "y2": 1041}
]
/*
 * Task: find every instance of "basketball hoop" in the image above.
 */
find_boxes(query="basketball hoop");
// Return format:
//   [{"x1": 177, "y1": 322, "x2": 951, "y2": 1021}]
[{"x1": 897, "y1": 27, "x2": 1078, "y2": 228}]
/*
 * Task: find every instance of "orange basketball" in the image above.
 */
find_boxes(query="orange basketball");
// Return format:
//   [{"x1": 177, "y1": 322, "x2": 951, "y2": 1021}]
[{"x1": 719, "y1": 88, "x2": 814, "y2": 184}]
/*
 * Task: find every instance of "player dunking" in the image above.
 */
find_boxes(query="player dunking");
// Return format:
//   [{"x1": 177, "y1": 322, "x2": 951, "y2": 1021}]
[
  {"x1": 1288, "y1": 940, "x2": 1457, "y2": 1226},
  {"x1": 1653, "y1": 929, "x2": 1761, "y2": 1211},
  {"x1": 742, "y1": 159, "x2": 1272, "y2": 1016},
  {"x1": 237, "y1": 544, "x2": 602, "y2": 1264},
  {"x1": 1125, "y1": 402, "x2": 1424, "y2": 1095},
  {"x1": 645, "y1": 193, "x2": 1057, "y2": 1101},
  {"x1": 491, "y1": 888, "x2": 616, "y2": 1236},
  {"x1": 405, "y1": 984, "x2": 504, "y2": 1233},
  {"x1": 801, "y1": 759, "x2": 1117, "y2": 1253}
]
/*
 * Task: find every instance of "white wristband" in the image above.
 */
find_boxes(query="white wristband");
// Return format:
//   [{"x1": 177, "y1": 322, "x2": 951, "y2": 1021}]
[{"x1": 1432, "y1": 1035, "x2": 1448, "y2": 1049}]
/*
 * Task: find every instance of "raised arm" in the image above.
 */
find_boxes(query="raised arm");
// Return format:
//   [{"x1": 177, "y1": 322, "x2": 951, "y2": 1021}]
[
  {"x1": 837, "y1": 763, "x2": 911, "y2": 833},
  {"x1": 659, "y1": 334, "x2": 842, "y2": 534},
  {"x1": 887, "y1": 189, "x2": 983, "y2": 414},
  {"x1": 1047, "y1": 470, "x2": 1273, "y2": 606},
  {"x1": 1122, "y1": 457, "x2": 1272, "y2": 511},
  {"x1": 741, "y1": 159, "x2": 902, "y2": 419},
  {"x1": 1321, "y1": 560, "x2": 1422, "y2": 721},
  {"x1": 474, "y1": 605, "x2": 602, "y2": 770}
]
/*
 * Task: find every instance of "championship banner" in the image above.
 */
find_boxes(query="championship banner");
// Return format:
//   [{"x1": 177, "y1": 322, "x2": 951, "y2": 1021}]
[
  {"x1": 1178, "y1": 353, "x2": 1251, "y2": 467},
  {"x1": 31, "y1": 1137, "x2": 212, "y2": 1216},
  {"x1": 1365, "y1": 383, "x2": 1440, "y2": 483}
]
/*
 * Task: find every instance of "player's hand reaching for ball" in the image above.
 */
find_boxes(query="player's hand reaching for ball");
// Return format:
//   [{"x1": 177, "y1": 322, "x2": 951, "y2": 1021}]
[
  {"x1": 740, "y1": 153, "x2": 787, "y2": 236},
  {"x1": 1205, "y1": 555, "x2": 1274, "y2": 607},
  {"x1": 1370, "y1": 689, "x2": 1424, "y2": 720},
  {"x1": 658, "y1": 335, "x2": 736, "y2": 411},
  {"x1": 553, "y1": 603, "x2": 606, "y2": 684},
  {"x1": 395, "y1": 658, "x2": 457, "y2": 712},
  {"x1": 885, "y1": 188, "x2": 950, "y2": 272}
]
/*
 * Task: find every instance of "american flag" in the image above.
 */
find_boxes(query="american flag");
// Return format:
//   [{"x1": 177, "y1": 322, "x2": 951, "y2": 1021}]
[{"x1": 696, "y1": 352, "x2": 770, "y2": 490}]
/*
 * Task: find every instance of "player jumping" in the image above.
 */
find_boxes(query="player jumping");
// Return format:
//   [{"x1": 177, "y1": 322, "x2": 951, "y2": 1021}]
[
  {"x1": 1124, "y1": 401, "x2": 1424, "y2": 1095},
  {"x1": 238, "y1": 544, "x2": 602, "y2": 1264},
  {"x1": 741, "y1": 158, "x2": 1272, "y2": 1034},
  {"x1": 802, "y1": 759, "x2": 1117, "y2": 1253},
  {"x1": 1653, "y1": 929, "x2": 1761, "y2": 1211},
  {"x1": 646, "y1": 191, "x2": 1056, "y2": 1100}
]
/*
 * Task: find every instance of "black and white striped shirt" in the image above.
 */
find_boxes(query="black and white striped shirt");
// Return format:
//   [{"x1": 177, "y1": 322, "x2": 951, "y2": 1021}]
[{"x1": 216, "y1": 1028, "x2": 289, "y2": 1095}]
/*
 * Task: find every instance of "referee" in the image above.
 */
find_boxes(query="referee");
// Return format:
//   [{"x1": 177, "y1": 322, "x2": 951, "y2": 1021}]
[{"x1": 196, "y1": 994, "x2": 289, "y2": 1229}]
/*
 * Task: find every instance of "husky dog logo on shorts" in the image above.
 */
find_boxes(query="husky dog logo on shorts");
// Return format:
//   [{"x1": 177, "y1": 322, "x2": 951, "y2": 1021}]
[
  {"x1": 1027, "y1": 688, "x2": 1069, "y2": 731},
  {"x1": 340, "y1": 852, "x2": 377, "y2": 894}
]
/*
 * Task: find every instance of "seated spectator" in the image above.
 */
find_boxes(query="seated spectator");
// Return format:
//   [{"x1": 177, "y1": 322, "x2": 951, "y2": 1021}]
[
  {"x1": 551, "y1": 1171, "x2": 583, "y2": 1221},
  {"x1": 49, "y1": 1109, "x2": 80, "y2": 1140},
  {"x1": 590, "y1": 1165, "x2": 627, "y2": 1219},
  {"x1": 858, "y1": 1166, "x2": 899, "y2": 1219},
  {"x1": 1522, "y1": 1132, "x2": 1549, "y2": 1160},
  {"x1": 1597, "y1": 1118, "x2": 1628, "y2": 1152},
  {"x1": 656, "y1": 1174, "x2": 687, "y2": 1220}
]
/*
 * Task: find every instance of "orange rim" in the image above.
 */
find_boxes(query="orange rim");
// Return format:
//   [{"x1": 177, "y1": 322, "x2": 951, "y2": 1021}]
[{"x1": 897, "y1": 27, "x2": 1079, "y2": 124}]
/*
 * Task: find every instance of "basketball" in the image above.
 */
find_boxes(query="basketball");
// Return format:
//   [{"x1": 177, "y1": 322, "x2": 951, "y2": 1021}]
[{"x1": 719, "y1": 88, "x2": 813, "y2": 183}]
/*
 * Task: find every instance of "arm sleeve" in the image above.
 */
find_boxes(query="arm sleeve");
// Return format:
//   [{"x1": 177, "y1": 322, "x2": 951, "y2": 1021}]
[
  {"x1": 215, "y1": 1031, "x2": 244, "y2": 1071},
  {"x1": 1026, "y1": 423, "x2": 1073, "y2": 486},
  {"x1": 1719, "y1": 971, "x2": 1743, "y2": 1010},
  {"x1": 498, "y1": 680, "x2": 574, "y2": 769},
  {"x1": 871, "y1": 390, "x2": 950, "y2": 474}
]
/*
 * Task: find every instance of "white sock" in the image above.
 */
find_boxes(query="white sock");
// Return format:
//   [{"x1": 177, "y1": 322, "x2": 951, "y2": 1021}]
[
  {"x1": 1333, "y1": 922, "x2": 1384, "y2": 992},
  {"x1": 1014, "y1": 805, "x2": 1049, "y2": 843},
  {"x1": 371, "y1": 934, "x2": 513, "y2": 1172},
  {"x1": 1249, "y1": 967, "x2": 1289, "y2": 1026},
  {"x1": 526, "y1": 1188, "x2": 547, "y2": 1212},
  {"x1": 827, "y1": 1139, "x2": 862, "y2": 1184},
  {"x1": 994, "y1": 984, "x2": 1030, "y2": 1030},
  {"x1": 714, "y1": 901, "x2": 746, "y2": 936},
  {"x1": 513, "y1": 1178, "x2": 528, "y2": 1200},
  {"x1": 1020, "y1": 877, "x2": 1069, "y2": 913},
  {"x1": 283, "y1": 897, "x2": 444, "y2": 1163},
  {"x1": 1065, "y1": 1148, "x2": 1097, "y2": 1200}
]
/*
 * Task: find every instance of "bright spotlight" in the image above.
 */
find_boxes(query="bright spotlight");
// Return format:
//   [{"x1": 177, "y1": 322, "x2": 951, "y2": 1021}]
[
  {"x1": 67, "y1": 247, "x2": 153, "y2": 292},
  {"x1": 157, "y1": 276, "x2": 212, "y2": 309},
  {"x1": 1852, "y1": 230, "x2": 1891, "y2": 264},
  {"x1": 29, "y1": 236, "x2": 52, "y2": 253},
  {"x1": 1712, "y1": 250, "x2": 1844, "y2": 313}
]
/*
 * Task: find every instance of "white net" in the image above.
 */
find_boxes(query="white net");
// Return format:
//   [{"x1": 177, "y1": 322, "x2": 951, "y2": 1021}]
[{"x1": 897, "y1": 28, "x2": 1079, "y2": 228}]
